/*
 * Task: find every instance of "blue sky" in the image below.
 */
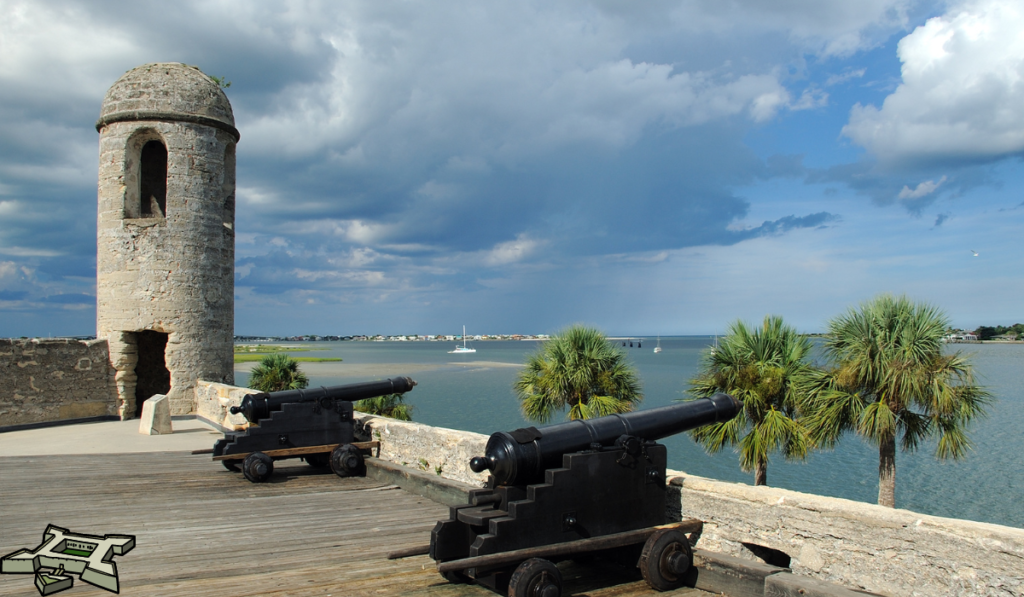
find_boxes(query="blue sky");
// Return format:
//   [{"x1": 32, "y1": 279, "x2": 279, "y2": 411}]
[{"x1": 1, "y1": 0, "x2": 1022, "y2": 337}]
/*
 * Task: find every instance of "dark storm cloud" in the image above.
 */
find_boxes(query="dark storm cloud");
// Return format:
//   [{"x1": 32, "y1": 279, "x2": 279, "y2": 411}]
[
  {"x1": 805, "y1": 157, "x2": 1016, "y2": 216},
  {"x1": 5, "y1": 0, "x2": 972, "y2": 336},
  {"x1": 744, "y1": 212, "x2": 839, "y2": 236}
]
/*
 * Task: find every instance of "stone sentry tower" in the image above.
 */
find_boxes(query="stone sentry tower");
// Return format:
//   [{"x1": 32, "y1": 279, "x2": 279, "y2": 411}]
[{"x1": 95, "y1": 63, "x2": 237, "y2": 417}]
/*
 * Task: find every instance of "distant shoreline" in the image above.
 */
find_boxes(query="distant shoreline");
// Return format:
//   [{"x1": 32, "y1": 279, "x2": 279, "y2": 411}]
[{"x1": 235, "y1": 359, "x2": 523, "y2": 379}]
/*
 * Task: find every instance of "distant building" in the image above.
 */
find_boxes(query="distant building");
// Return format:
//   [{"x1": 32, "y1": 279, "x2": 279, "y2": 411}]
[{"x1": 943, "y1": 333, "x2": 978, "y2": 343}]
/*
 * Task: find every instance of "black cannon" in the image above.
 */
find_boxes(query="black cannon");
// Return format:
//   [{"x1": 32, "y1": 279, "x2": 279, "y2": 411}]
[
  {"x1": 428, "y1": 393, "x2": 741, "y2": 596},
  {"x1": 211, "y1": 377, "x2": 416, "y2": 483}
]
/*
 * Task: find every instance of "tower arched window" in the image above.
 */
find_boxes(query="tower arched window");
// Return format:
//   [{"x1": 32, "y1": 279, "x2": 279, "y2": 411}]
[{"x1": 139, "y1": 140, "x2": 167, "y2": 217}]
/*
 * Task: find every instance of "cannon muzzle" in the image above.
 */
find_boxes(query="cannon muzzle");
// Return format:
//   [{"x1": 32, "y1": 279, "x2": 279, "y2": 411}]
[
  {"x1": 471, "y1": 393, "x2": 740, "y2": 486},
  {"x1": 230, "y1": 376, "x2": 417, "y2": 423}
]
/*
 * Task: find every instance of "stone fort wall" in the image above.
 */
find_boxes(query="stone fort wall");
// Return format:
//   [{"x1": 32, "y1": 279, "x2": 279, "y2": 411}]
[{"x1": 0, "y1": 339, "x2": 118, "y2": 428}]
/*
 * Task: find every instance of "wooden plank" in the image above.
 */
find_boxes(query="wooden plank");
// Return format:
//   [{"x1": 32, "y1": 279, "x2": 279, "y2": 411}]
[
  {"x1": 212, "y1": 440, "x2": 380, "y2": 461},
  {"x1": 437, "y1": 520, "x2": 703, "y2": 573},
  {"x1": 0, "y1": 452, "x2": 713, "y2": 597}
]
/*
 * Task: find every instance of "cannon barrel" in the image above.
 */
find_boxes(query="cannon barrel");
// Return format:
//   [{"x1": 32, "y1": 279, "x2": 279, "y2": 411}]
[
  {"x1": 230, "y1": 376, "x2": 417, "y2": 423},
  {"x1": 469, "y1": 393, "x2": 741, "y2": 486}
]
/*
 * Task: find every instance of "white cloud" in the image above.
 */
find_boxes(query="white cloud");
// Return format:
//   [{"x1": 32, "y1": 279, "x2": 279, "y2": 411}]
[
  {"x1": 0, "y1": 260, "x2": 19, "y2": 279},
  {"x1": 241, "y1": 1, "x2": 913, "y2": 164},
  {"x1": 586, "y1": 1, "x2": 910, "y2": 53},
  {"x1": 335, "y1": 220, "x2": 395, "y2": 245},
  {"x1": 843, "y1": 0, "x2": 1024, "y2": 164},
  {"x1": 898, "y1": 175, "x2": 947, "y2": 199},
  {"x1": 237, "y1": 186, "x2": 281, "y2": 206},
  {"x1": 0, "y1": 246, "x2": 64, "y2": 257},
  {"x1": 483, "y1": 235, "x2": 542, "y2": 266},
  {"x1": 789, "y1": 88, "x2": 830, "y2": 110},
  {"x1": 825, "y1": 68, "x2": 867, "y2": 86},
  {"x1": 0, "y1": 2, "x2": 138, "y2": 102}
]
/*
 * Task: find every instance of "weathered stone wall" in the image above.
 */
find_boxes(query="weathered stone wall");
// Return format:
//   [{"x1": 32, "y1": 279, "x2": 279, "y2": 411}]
[
  {"x1": 194, "y1": 380, "x2": 254, "y2": 431},
  {"x1": 196, "y1": 383, "x2": 1024, "y2": 596},
  {"x1": 96, "y1": 63, "x2": 236, "y2": 418},
  {"x1": 354, "y1": 413, "x2": 490, "y2": 485},
  {"x1": 0, "y1": 339, "x2": 117, "y2": 427},
  {"x1": 671, "y1": 473, "x2": 1024, "y2": 597}
]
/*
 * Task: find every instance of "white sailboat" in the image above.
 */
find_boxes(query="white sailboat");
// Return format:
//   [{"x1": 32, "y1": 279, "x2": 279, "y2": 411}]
[
  {"x1": 448, "y1": 325, "x2": 477, "y2": 354},
  {"x1": 653, "y1": 336, "x2": 662, "y2": 353}
]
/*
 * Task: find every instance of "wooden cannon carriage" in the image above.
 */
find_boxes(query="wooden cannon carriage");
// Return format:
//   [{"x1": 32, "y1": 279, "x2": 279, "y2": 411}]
[
  {"x1": 202, "y1": 377, "x2": 416, "y2": 483},
  {"x1": 408, "y1": 394, "x2": 741, "y2": 596}
]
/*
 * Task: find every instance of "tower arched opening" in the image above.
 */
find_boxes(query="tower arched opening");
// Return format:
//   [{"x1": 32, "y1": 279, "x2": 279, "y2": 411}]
[
  {"x1": 133, "y1": 330, "x2": 171, "y2": 415},
  {"x1": 139, "y1": 140, "x2": 167, "y2": 217}
]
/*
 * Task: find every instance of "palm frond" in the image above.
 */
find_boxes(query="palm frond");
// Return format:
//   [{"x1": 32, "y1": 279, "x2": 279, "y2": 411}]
[
  {"x1": 898, "y1": 410, "x2": 930, "y2": 453},
  {"x1": 857, "y1": 400, "x2": 898, "y2": 445},
  {"x1": 354, "y1": 393, "x2": 414, "y2": 421},
  {"x1": 934, "y1": 419, "x2": 974, "y2": 460},
  {"x1": 685, "y1": 315, "x2": 817, "y2": 482},
  {"x1": 514, "y1": 324, "x2": 642, "y2": 422},
  {"x1": 248, "y1": 353, "x2": 309, "y2": 392}
]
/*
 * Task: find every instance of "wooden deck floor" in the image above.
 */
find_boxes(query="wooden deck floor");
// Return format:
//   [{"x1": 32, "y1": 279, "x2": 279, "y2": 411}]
[{"x1": 0, "y1": 452, "x2": 710, "y2": 597}]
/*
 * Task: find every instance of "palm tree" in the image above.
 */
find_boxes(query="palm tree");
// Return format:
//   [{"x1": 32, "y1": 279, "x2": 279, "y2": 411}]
[
  {"x1": 354, "y1": 393, "x2": 413, "y2": 421},
  {"x1": 806, "y1": 294, "x2": 990, "y2": 507},
  {"x1": 248, "y1": 353, "x2": 309, "y2": 392},
  {"x1": 514, "y1": 325, "x2": 642, "y2": 422},
  {"x1": 687, "y1": 315, "x2": 815, "y2": 486}
]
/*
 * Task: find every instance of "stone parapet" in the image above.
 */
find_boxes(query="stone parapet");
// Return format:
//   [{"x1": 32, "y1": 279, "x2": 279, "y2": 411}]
[
  {"x1": 354, "y1": 413, "x2": 490, "y2": 486},
  {"x1": 193, "y1": 380, "x2": 254, "y2": 431},
  {"x1": 0, "y1": 338, "x2": 117, "y2": 427},
  {"x1": 669, "y1": 472, "x2": 1024, "y2": 596}
]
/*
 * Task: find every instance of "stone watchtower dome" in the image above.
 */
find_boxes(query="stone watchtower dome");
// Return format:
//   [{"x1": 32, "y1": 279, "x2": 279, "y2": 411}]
[{"x1": 95, "y1": 63, "x2": 238, "y2": 417}]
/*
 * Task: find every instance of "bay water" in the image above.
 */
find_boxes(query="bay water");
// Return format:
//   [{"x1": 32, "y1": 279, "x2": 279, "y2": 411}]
[{"x1": 235, "y1": 337, "x2": 1024, "y2": 529}]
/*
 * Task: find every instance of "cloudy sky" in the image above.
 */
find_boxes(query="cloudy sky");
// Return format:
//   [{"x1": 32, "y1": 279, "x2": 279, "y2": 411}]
[{"x1": 1, "y1": 0, "x2": 1022, "y2": 337}]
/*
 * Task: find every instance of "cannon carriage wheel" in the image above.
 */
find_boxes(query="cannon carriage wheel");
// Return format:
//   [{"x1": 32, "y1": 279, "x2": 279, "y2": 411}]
[
  {"x1": 242, "y1": 452, "x2": 274, "y2": 483},
  {"x1": 638, "y1": 528, "x2": 692, "y2": 591},
  {"x1": 330, "y1": 443, "x2": 366, "y2": 478},
  {"x1": 508, "y1": 558, "x2": 562, "y2": 597}
]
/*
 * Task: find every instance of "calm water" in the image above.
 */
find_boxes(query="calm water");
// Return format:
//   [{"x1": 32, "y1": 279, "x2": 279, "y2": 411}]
[{"x1": 236, "y1": 338, "x2": 1024, "y2": 528}]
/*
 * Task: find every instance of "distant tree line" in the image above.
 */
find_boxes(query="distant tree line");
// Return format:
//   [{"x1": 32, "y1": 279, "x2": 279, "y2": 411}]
[{"x1": 971, "y1": 323, "x2": 1024, "y2": 340}]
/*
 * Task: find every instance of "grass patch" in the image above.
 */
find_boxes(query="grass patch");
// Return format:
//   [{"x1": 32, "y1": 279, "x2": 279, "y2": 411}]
[
  {"x1": 233, "y1": 344, "x2": 328, "y2": 354},
  {"x1": 234, "y1": 354, "x2": 342, "y2": 363}
]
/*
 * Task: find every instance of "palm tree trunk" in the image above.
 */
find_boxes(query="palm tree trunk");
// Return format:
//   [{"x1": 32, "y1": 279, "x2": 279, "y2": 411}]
[
  {"x1": 878, "y1": 433, "x2": 896, "y2": 507},
  {"x1": 755, "y1": 459, "x2": 767, "y2": 486}
]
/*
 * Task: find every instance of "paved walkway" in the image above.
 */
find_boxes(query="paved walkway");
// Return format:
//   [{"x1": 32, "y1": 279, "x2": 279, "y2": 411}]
[{"x1": 0, "y1": 418, "x2": 223, "y2": 456}]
